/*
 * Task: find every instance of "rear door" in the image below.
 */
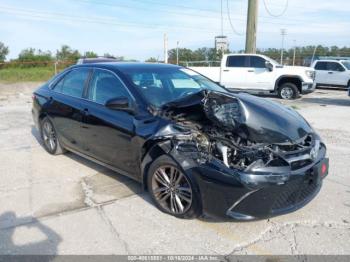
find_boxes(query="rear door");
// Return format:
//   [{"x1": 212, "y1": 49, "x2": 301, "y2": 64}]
[
  {"x1": 314, "y1": 61, "x2": 328, "y2": 84},
  {"x1": 49, "y1": 68, "x2": 91, "y2": 151},
  {"x1": 221, "y1": 55, "x2": 250, "y2": 89},
  {"x1": 82, "y1": 69, "x2": 137, "y2": 176}
]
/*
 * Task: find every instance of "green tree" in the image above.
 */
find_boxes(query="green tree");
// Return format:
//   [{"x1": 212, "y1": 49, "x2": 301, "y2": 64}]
[
  {"x1": 84, "y1": 51, "x2": 98, "y2": 58},
  {"x1": 145, "y1": 57, "x2": 158, "y2": 62},
  {"x1": 16, "y1": 48, "x2": 53, "y2": 67},
  {"x1": 56, "y1": 45, "x2": 81, "y2": 62},
  {"x1": 0, "y1": 41, "x2": 9, "y2": 62}
]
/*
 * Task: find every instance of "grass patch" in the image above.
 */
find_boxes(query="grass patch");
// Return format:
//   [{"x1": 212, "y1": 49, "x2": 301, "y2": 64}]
[{"x1": 0, "y1": 67, "x2": 55, "y2": 83}]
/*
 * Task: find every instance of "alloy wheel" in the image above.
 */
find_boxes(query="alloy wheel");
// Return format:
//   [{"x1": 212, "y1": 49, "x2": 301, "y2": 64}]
[
  {"x1": 151, "y1": 165, "x2": 192, "y2": 215},
  {"x1": 42, "y1": 121, "x2": 57, "y2": 152},
  {"x1": 280, "y1": 86, "x2": 294, "y2": 99}
]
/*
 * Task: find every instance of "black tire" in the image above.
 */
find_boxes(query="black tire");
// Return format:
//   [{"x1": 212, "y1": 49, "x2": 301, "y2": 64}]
[
  {"x1": 278, "y1": 83, "x2": 300, "y2": 100},
  {"x1": 147, "y1": 155, "x2": 201, "y2": 219},
  {"x1": 40, "y1": 117, "x2": 66, "y2": 155}
]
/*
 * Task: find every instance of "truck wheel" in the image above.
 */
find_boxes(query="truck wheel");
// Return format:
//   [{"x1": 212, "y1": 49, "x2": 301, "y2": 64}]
[{"x1": 278, "y1": 83, "x2": 300, "y2": 100}]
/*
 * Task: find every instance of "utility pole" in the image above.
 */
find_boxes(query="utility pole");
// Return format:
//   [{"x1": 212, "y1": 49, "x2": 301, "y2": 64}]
[
  {"x1": 280, "y1": 28, "x2": 287, "y2": 64},
  {"x1": 245, "y1": 0, "x2": 258, "y2": 53},
  {"x1": 164, "y1": 33, "x2": 168, "y2": 64},
  {"x1": 220, "y1": 0, "x2": 223, "y2": 36},
  {"x1": 292, "y1": 40, "x2": 296, "y2": 66},
  {"x1": 176, "y1": 41, "x2": 179, "y2": 65}
]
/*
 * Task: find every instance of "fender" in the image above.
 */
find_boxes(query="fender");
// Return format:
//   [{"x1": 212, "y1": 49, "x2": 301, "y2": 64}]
[{"x1": 274, "y1": 75, "x2": 303, "y2": 91}]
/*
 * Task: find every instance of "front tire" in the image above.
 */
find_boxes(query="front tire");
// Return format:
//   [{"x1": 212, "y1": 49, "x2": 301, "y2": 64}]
[
  {"x1": 147, "y1": 155, "x2": 201, "y2": 219},
  {"x1": 278, "y1": 83, "x2": 300, "y2": 100},
  {"x1": 40, "y1": 117, "x2": 65, "y2": 155}
]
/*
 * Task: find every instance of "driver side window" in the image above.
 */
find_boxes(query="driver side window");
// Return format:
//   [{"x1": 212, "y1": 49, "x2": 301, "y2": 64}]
[{"x1": 88, "y1": 69, "x2": 130, "y2": 105}]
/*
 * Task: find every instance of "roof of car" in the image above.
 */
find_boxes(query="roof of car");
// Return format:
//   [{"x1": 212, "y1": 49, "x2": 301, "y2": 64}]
[
  {"x1": 73, "y1": 62, "x2": 182, "y2": 70},
  {"x1": 314, "y1": 59, "x2": 348, "y2": 62},
  {"x1": 77, "y1": 57, "x2": 120, "y2": 64}
]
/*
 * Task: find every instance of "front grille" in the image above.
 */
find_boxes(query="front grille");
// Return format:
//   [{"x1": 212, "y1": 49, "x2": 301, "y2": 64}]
[{"x1": 271, "y1": 171, "x2": 319, "y2": 211}]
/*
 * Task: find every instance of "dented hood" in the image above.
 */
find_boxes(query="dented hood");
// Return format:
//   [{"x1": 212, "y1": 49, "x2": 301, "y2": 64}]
[{"x1": 162, "y1": 90, "x2": 313, "y2": 144}]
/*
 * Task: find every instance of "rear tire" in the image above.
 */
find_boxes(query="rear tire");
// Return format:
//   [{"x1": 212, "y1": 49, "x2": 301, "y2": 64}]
[
  {"x1": 278, "y1": 83, "x2": 300, "y2": 100},
  {"x1": 147, "y1": 155, "x2": 201, "y2": 219},
  {"x1": 40, "y1": 117, "x2": 65, "y2": 155}
]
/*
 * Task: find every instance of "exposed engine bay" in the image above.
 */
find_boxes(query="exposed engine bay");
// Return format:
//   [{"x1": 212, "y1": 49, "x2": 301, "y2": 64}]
[{"x1": 160, "y1": 90, "x2": 321, "y2": 172}]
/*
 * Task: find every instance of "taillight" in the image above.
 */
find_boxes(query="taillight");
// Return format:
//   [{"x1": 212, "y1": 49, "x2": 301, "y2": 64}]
[{"x1": 321, "y1": 163, "x2": 327, "y2": 176}]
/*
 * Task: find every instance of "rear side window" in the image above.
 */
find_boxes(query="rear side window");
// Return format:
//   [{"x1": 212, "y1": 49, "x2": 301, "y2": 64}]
[
  {"x1": 226, "y1": 56, "x2": 249, "y2": 67},
  {"x1": 88, "y1": 69, "x2": 130, "y2": 104},
  {"x1": 315, "y1": 62, "x2": 327, "y2": 70},
  {"x1": 249, "y1": 56, "x2": 266, "y2": 68},
  {"x1": 54, "y1": 68, "x2": 90, "y2": 98}
]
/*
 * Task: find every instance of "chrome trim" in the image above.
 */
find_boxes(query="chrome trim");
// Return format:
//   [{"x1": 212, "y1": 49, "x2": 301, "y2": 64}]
[
  {"x1": 226, "y1": 189, "x2": 259, "y2": 215},
  {"x1": 226, "y1": 211, "x2": 255, "y2": 220},
  {"x1": 287, "y1": 153, "x2": 311, "y2": 163},
  {"x1": 51, "y1": 66, "x2": 136, "y2": 104}
]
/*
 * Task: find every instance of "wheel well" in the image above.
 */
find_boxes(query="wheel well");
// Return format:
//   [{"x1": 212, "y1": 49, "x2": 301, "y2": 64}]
[
  {"x1": 277, "y1": 77, "x2": 302, "y2": 93},
  {"x1": 39, "y1": 113, "x2": 47, "y2": 122},
  {"x1": 141, "y1": 141, "x2": 169, "y2": 191}
]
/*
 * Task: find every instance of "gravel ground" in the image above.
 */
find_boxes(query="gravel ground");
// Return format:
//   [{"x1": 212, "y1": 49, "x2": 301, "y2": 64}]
[{"x1": 0, "y1": 82, "x2": 349, "y2": 255}]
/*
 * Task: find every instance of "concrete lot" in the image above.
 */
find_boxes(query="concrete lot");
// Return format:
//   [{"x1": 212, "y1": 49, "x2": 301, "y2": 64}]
[{"x1": 0, "y1": 83, "x2": 349, "y2": 255}]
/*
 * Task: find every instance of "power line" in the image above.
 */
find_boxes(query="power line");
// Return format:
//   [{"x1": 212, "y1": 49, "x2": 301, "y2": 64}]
[
  {"x1": 226, "y1": 0, "x2": 244, "y2": 36},
  {"x1": 0, "y1": 6, "x2": 233, "y2": 32},
  {"x1": 263, "y1": 0, "x2": 289, "y2": 17},
  {"x1": 0, "y1": 4, "x2": 308, "y2": 31},
  {"x1": 75, "y1": 0, "x2": 327, "y2": 25}
]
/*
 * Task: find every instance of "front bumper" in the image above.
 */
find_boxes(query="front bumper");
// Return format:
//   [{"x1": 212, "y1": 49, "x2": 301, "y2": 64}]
[
  {"x1": 301, "y1": 82, "x2": 316, "y2": 94},
  {"x1": 188, "y1": 146, "x2": 328, "y2": 220}
]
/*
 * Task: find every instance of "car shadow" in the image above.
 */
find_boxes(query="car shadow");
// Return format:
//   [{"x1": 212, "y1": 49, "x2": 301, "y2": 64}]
[
  {"x1": 0, "y1": 212, "x2": 62, "y2": 256},
  {"x1": 31, "y1": 125, "x2": 147, "y2": 202},
  {"x1": 30, "y1": 126, "x2": 256, "y2": 223},
  {"x1": 300, "y1": 97, "x2": 350, "y2": 107}
]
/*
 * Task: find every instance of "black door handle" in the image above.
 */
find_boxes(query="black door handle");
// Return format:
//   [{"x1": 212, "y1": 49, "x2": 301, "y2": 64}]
[
  {"x1": 328, "y1": 72, "x2": 333, "y2": 74},
  {"x1": 223, "y1": 69, "x2": 230, "y2": 72},
  {"x1": 248, "y1": 70, "x2": 255, "y2": 72}
]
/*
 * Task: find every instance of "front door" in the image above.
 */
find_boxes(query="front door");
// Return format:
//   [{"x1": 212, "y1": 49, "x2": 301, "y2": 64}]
[
  {"x1": 82, "y1": 69, "x2": 137, "y2": 177},
  {"x1": 245, "y1": 56, "x2": 275, "y2": 90},
  {"x1": 326, "y1": 62, "x2": 348, "y2": 86}
]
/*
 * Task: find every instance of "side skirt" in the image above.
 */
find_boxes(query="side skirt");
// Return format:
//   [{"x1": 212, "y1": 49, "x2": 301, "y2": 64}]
[{"x1": 64, "y1": 145, "x2": 143, "y2": 184}]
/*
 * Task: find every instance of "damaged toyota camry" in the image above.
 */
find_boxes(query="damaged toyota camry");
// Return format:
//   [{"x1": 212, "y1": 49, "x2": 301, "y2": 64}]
[{"x1": 32, "y1": 63, "x2": 329, "y2": 220}]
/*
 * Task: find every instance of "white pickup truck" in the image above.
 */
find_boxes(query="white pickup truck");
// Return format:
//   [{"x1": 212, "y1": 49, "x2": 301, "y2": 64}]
[{"x1": 189, "y1": 54, "x2": 316, "y2": 99}]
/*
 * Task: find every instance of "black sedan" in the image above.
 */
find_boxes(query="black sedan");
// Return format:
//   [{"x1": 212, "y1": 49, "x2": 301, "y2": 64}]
[{"x1": 32, "y1": 63, "x2": 329, "y2": 220}]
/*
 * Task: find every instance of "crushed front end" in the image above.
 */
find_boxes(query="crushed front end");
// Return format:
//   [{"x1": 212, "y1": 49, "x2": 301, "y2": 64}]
[{"x1": 155, "y1": 90, "x2": 329, "y2": 219}]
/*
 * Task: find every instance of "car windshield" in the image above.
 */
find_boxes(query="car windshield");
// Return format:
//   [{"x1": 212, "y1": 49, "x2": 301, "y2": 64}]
[
  {"x1": 120, "y1": 67, "x2": 227, "y2": 107},
  {"x1": 341, "y1": 61, "x2": 350, "y2": 70}
]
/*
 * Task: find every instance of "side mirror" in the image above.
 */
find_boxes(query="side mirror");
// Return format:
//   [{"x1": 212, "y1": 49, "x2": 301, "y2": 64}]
[
  {"x1": 265, "y1": 61, "x2": 273, "y2": 71},
  {"x1": 105, "y1": 97, "x2": 134, "y2": 113}
]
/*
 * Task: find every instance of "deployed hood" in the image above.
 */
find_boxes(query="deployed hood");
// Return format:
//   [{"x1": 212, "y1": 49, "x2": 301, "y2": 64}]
[{"x1": 161, "y1": 90, "x2": 313, "y2": 144}]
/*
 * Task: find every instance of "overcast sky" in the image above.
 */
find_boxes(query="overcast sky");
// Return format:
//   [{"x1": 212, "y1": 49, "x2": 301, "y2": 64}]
[{"x1": 1, "y1": 0, "x2": 350, "y2": 61}]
